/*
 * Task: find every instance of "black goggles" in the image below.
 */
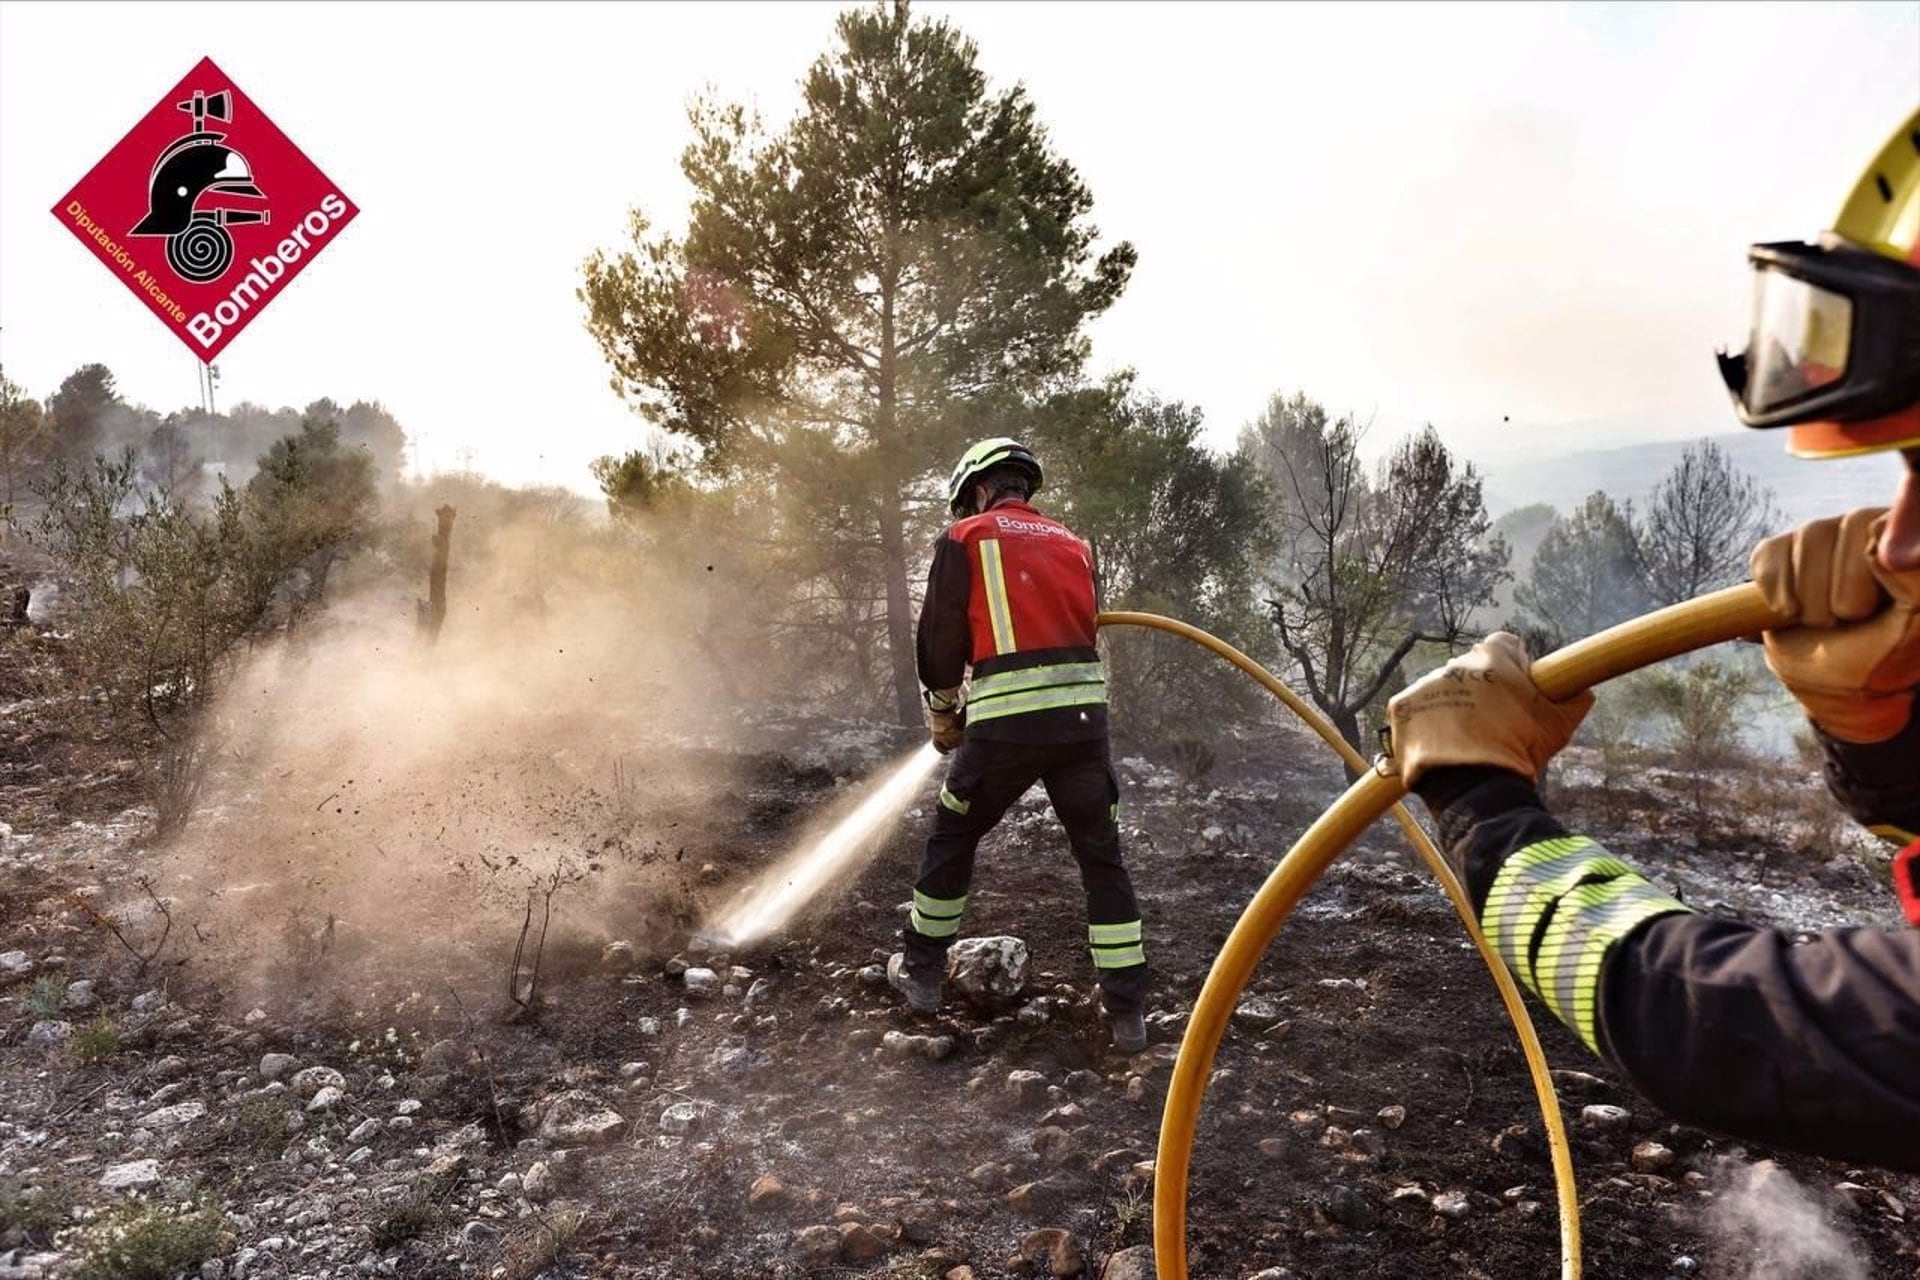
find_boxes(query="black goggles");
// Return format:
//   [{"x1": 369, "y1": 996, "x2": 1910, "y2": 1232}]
[{"x1": 1717, "y1": 239, "x2": 1920, "y2": 429}]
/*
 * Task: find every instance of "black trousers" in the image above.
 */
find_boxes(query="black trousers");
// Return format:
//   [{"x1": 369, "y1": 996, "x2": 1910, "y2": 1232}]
[{"x1": 902, "y1": 735, "x2": 1149, "y2": 1015}]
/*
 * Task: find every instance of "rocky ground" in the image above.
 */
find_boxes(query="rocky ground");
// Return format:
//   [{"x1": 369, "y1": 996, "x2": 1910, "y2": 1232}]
[{"x1": 3, "y1": 613, "x2": 1918, "y2": 1279}]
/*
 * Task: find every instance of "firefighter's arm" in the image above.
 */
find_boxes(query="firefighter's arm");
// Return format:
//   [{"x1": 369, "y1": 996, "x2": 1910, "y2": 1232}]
[
  {"x1": 916, "y1": 533, "x2": 972, "y2": 741},
  {"x1": 1395, "y1": 636, "x2": 1920, "y2": 1171},
  {"x1": 1819, "y1": 717, "x2": 1920, "y2": 844},
  {"x1": 1386, "y1": 636, "x2": 1687, "y2": 1066},
  {"x1": 1417, "y1": 767, "x2": 1920, "y2": 1173}
]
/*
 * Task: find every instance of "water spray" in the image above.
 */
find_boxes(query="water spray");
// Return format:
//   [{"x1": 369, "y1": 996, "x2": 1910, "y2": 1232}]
[{"x1": 701, "y1": 742, "x2": 943, "y2": 950}]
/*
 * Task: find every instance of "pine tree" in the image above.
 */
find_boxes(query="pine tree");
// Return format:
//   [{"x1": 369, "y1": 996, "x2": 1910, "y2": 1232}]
[{"x1": 580, "y1": 1, "x2": 1133, "y2": 720}]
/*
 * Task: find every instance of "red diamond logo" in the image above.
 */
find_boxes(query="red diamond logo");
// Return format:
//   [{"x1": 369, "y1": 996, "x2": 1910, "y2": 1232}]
[{"x1": 52, "y1": 57, "x2": 358, "y2": 363}]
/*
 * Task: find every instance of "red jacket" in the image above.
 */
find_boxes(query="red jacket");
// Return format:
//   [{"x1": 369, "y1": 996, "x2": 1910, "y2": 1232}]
[{"x1": 915, "y1": 498, "x2": 1107, "y2": 742}]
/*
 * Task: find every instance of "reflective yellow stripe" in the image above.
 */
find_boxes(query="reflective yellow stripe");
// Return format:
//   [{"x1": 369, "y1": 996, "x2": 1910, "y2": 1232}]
[
  {"x1": 967, "y1": 683, "x2": 1107, "y2": 723},
  {"x1": 939, "y1": 788, "x2": 969, "y2": 815},
  {"x1": 1484, "y1": 836, "x2": 1691, "y2": 1055},
  {"x1": 1088, "y1": 920, "x2": 1143, "y2": 945},
  {"x1": 910, "y1": 890, "x2": 967, "y2": 938},
  {"x1": 1871, "y1": 823, "x2": 1919, "y2": 846},
  {"x1": 971, "y1": 662, "x2": 1106, "y2": 700},
  {"x1": 978, "y1": 538, "x2": 1017, "y2": 655},
  {"x1": 1090, "y1": 920, "x2": 1145, "y2": 969},
  {"x1": 1543, "y1": 880, "x2": 1690, "y2": 1052}
]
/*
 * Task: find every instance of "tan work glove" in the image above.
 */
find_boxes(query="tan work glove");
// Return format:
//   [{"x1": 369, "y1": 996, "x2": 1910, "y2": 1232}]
[
  {"x1": 1384, "y1": 632, "x2": 1595, "y2": 789},
  {"x1": 1751, "y1": 509, "x2": 1920, "y2": 744},
  {"x1": 925, "y1": 687, "x2": 966, "y2": 754}
]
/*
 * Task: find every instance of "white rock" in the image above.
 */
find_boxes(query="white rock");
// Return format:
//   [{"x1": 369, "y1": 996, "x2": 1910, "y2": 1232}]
[
  {"x1": 636, "y1": 1017, "x2": 662, "y2": 1036},
  {"x1": 534, "y1": 1091, "x2": 628, "y2": 1144},
  {"x1": 1630, "y1": 1140, "x2": 1675, "y2": 1173},
  {"x1": 1580, "y1": 1104, "x2": 1631, "y2": 1131},
  {"x1": 1005, "y1": 1070, "x2": 1048, "y2": 1104},
  {"x1": 290, "y1": 1066, "x2": 345, "y2": 1098},
  {"x1": 660, "y1": 1101, "x2": 704, "y2": 1135},
  {"x1": 523, "y1": 1160, "x2": 556, "y2": 1203},
  {"x1": 0, "y1": 1251, "x2": 63, "y2": 1279},
  {"x1": 139, "y1": 1101, "x2": 207, "y2": 1128},
  {"x1": 346, "y1": 1118, "x2": 382, "y2": 1144},
  {"x1": 27, "y1": 1020, "x2": 72, "y2": 1046},
  {"x1": 99, "y1": 1158, "x2": 161, "y2": 1189},
  {"x1": 881, "y1": 1030, "x2": 956, "y2": 1061},
  {"x1": 0, "y1": 950, "x2": 29, "y2": 975},
  {"x1": 1388, "y1": 1184, "x2": 1429, "y2": 1209},
  {"x1": 1232, "y1": 996, "x2": 1283, "y2": 1030},
  {"x1": 62, "y1": 980, "x2": 97, "y2": 1011},
  {"x1": 682, "y1": 967, "x2": 720, "y2": 997},
  {"x1": 129, "y1": 988, "x2": 165, "y2": 1014},
  {"x1": 947, "y1": 936, "x2": 1030, "y2": 1006},
  {"x1": 306, "y1": 1086, "x2": 344, "y2": 1113},
  {"x1": 259, "y1": 1053, "x2": 298, "y2": 1081}
]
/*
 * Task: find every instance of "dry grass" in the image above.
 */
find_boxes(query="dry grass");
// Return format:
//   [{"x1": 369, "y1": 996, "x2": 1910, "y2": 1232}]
[{"x1": 490, "y1": 1204, "x2": 587, "y2": 1280}]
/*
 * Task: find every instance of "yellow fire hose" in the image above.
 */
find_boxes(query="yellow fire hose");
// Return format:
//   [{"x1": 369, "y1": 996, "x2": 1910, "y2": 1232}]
[{"x1": 1099, "y1": 582, "x2": 1789, "y2": 1279}]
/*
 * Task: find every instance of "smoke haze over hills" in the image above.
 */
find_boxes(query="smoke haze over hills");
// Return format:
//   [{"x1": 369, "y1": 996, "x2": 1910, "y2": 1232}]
[{"x1": 1481, "y1": 430, "x2": 1895, "y2": 530}]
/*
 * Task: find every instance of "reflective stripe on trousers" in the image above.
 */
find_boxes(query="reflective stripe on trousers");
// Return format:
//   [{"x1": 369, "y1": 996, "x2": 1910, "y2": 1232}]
[
  {"x1": 1089, "y1": 918, "x2": 1145, "y2": 969},
  {"x1": 910, "y1": 889, "x2": 967, "y2": 938}
]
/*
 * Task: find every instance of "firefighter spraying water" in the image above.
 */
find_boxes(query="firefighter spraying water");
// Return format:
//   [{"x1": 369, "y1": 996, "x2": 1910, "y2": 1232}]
[{"x1": 701, "y1": 742, "x2": 943, "y2": 950}]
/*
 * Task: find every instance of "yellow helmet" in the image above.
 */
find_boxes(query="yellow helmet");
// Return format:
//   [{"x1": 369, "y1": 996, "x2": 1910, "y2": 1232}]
[
  {"x1": 1718, "y1": 108, "x2": 1920, "y2": 458},
  {"x1": 946, "y1": 437, "x2": 1042, "y2": 516}
]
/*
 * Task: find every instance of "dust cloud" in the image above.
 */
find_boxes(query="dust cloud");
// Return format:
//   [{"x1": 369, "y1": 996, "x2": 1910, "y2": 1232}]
[
  {"x1": 1703, "y1": 1158, "x2": 1868, "y2": 1280},
  {"x1": 154, "y1": 493, "x2": 770, "y2": 1002}
]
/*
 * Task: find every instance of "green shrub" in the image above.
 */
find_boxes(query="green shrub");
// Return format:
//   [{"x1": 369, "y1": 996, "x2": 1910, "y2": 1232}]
[
  {"x1": 226, "y1": 1097, "x2": 291, "y2": 1153},
  {"x1": 69, "y1": 1016, "x2": 120, "y2": 1064},
  {"x1": 0, "y1": 1176, "x2": 73, "y2": 1245},
  {"x1": 71, "y1": 1201, "x2": 224, "y2": 1280},
  {"x1": 370, "y1": 1195, "x2": 438, "y2": 1249},
  {"x1": 26, "y1": 972, "x2": 67, "y2": 1019}
]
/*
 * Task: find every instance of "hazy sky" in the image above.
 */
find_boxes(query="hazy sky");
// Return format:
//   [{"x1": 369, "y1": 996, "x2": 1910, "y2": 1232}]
[{"x1": 1, "y1": 1, "x2": 1915, "y2": 491}]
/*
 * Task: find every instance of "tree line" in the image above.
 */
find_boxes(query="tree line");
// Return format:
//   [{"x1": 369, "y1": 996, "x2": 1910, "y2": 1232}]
[
  {"x1": 3, "y1": 363, "x2": 393, "y2": 833},
  {"x1": 0, "y1": 361, "x2": 405, "y2": 510},
  {"x1": 4, "y1": 1, "x2": 1785, "y2": 842},
  {"x1": 576, "y1": 0, "x2": 1780, "y2": 754}
]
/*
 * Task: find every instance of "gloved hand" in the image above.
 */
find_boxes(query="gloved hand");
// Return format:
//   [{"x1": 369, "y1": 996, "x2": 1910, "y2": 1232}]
[
  {"x1": 925, "y1": 687, "x2": 966, "y2": 754},
  {"x1": 1751, "y1": 509, "x2": 1920, "y2": 743},
  {"x1": 1383, "y1": 632, "x2": 1594, "y2": 789}
]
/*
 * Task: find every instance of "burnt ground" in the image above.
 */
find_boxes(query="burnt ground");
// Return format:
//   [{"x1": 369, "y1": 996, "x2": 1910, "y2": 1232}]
[{"x1": 3, "y1": 615, "x2": 1919, "y2": 1278}]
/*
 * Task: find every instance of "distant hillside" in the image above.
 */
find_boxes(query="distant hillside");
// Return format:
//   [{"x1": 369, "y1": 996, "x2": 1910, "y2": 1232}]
[{"x1": 1481, "y1": 431, "x2": 1896, "y2": 530}]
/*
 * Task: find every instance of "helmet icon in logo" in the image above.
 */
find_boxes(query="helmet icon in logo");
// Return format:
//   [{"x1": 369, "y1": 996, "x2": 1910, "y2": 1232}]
[{"x1": 129, "y1": 89, "x2": 269, "y2": 284}]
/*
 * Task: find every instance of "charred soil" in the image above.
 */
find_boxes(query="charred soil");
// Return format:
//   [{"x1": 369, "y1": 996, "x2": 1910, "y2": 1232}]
[{"x1": 2, "y1": 611, "x2": 1916, "y2": 1278}]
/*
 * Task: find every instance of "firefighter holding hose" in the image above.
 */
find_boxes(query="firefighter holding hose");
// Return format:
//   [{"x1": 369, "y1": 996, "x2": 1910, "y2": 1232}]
[
  {"x1": 887, "y1": 438, "x2": 1151, "y2": 1053},
  {"x1": 1386, "y1": 111, "x2": 1920, "y2": 1171}
]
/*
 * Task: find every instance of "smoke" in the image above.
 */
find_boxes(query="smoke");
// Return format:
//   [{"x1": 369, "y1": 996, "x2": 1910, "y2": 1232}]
[
  {"x1": 1702, "y1": 1159, "x2": 1868, "y2": 1280},
  {"x1": 152, "y1": 487, "x2": 768, "y2": 1003}
]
